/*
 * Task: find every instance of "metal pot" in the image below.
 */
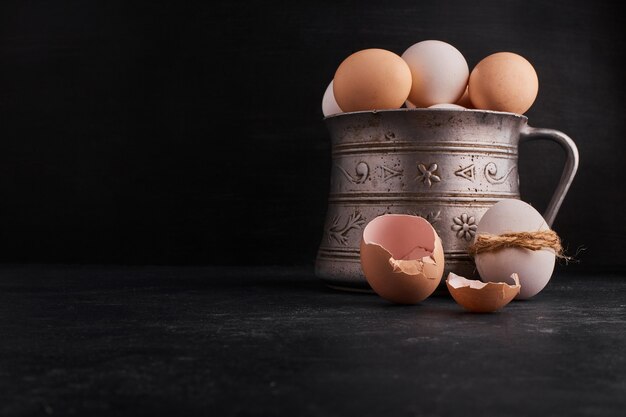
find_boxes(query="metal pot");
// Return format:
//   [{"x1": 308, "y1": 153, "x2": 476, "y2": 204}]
[{"x1": 315, "y1": 108, "x2": 579, "y2": 291}]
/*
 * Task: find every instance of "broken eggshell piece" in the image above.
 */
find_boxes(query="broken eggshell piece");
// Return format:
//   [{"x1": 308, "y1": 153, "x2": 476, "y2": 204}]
[
  {"x1": 360, "y1": 214, "x2": 445, "y2": 304},
  {"x1": 446, "y1": 272, "x2": 521, "y2": 313}
]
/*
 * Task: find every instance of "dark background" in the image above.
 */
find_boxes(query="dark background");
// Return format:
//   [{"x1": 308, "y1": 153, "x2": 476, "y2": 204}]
[{"x1": 0, "y1": 0, "x2": 623, "y2": 272}]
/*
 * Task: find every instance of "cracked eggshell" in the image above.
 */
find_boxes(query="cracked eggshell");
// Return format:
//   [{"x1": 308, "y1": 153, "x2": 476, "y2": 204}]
[
  {"x1": 474, "y1": 200, "x2": 556, "y2": 300},
  {"x1": 359, "y1": 214, "x2": 445, "y2": 304},
  {"x1": 446, "y1": 272, "x2": 520, "y2": 313}
]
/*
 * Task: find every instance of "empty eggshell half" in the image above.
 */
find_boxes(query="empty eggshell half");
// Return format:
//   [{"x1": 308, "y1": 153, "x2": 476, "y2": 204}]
[
  {"x1": 360, "y1": 214, "x2": 445, "y2": 304},
  {"x1": 446, "y1": 272, "x2": 520, "y2": 313}
]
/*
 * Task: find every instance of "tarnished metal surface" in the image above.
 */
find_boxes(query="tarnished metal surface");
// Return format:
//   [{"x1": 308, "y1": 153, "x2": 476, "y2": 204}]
[{"x1": 315, "y1": 108, "x2": 579, "y2": 291}]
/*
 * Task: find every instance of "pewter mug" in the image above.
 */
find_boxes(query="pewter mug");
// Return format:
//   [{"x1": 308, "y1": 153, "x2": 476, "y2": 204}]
[{"x1": 315, "y1": 109, "x2": 579, "y2": 291}]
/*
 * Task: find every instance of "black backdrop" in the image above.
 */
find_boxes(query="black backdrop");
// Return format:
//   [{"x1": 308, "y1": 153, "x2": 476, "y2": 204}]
[{"x1": 0, "y1": 0, "x2": 624, "y2": 272}]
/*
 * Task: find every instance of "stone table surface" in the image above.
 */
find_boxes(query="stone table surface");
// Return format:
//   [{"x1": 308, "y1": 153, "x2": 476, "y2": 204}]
[{"x1": 1, "y1": 265, "x2": 625, "y2": 416}]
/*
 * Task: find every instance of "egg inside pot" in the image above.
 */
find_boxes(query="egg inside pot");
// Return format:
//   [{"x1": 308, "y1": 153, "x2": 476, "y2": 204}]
[
  {"x1": 360, "y1": 214, "x2": 445, "y2": 304},
  {"x1": 446, "y1": 272, "x2": 520, "y2": 313},
  {"x1": 333, "y1": 48, "x2": 412, "y2": 112}
]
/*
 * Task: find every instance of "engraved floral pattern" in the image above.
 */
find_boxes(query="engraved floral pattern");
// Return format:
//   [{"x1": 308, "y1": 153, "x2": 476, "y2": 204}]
[
  {"x1": 327, "y1": 211, "x2": 366, "y2": 246},
  {"x1": 452, "y1": 213, "x2": 477, "y2": 241},
  {"x1": 416, "y1": 163, "x2": 441, "y2": 187},
  {"x1": 409, "y1": 210, "x2": 442, "y2": 225},
  {"x1": 426, "y1": 210, "x2": 442, "y2": 225}
]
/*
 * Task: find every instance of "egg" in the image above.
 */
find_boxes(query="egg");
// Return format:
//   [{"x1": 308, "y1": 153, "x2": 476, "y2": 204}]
[
  {"x1": 401, "y1": 40, "x2": 469, "y2": 107},
  {"x1": 360, "y1": 214, "x2": 445, "y2": 304},
  {"x1": 446, "y1": 272, "x2": 520, "y2": 313},
  {"x1": 407, "y1": 101, "x2": 465, "y2": 110},
  {"x1": 333, "y1": 48, "x2": 412, "y2": 112},
  {"x1": 322, "y1": 80, "x2": 343, "y2": 117},
  {"x1": 455, "y1": 86, "x2": 474, "y2": 108},
  {"x1": 468, "y1": 52, "x2": 539, "y2": 114},
  {"x1": 473, "y1": 199, "x2": 556, "y2": 299},
  {"x1": 428, "y1": 103, "x2": 465, "y2": 109}
]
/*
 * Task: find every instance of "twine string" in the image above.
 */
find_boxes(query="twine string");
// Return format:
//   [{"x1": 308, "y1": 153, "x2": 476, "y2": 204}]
[{"x1": 468, "y1": 230, "x2": 568, "y2": 259}]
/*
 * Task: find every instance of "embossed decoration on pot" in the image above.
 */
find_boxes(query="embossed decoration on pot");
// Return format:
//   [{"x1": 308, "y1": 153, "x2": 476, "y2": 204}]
[{"x1": 315, "y1": 108, "x2": 579, "y2": 292}]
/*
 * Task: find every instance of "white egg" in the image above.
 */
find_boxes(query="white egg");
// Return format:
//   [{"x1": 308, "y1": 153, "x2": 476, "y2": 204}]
[
  {"x1": 474, "y1": 199, "x2": 556, "y2": 299},
  {"x1": 322, "y1": 80, "x2": 343, "y2": 116},
  {"x1": 405, "y1": 100, "x2": 417, "y2": 108},
  {"x1": 428, "y1": 103, "x2": 465, "y2": 109},
  {"x1": 401, "y1": 40, "x2": 469, "y2": 108}
]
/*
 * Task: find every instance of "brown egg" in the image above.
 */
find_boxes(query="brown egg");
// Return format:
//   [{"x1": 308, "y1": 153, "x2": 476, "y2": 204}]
[
  {"x1": 446, "y1": 272, "x2": 521, "y2": 313},
  {"x1": 333, "y1": 49, "x2": 412, "y2": 112},
  {"x1": 468, "y1": 52, "x2": 538, "y2": 114},
  {"x1": 455, "y1": 86, "x2": 474, "y2": 108},
  {"x1": 360, "y1": 214, "x2": 445, "y2": 304}
]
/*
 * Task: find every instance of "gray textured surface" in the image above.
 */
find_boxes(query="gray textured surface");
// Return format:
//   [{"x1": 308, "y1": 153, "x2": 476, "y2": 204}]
[{"x1": 1, "y1": 265, "x2": 624, "y2": 416}]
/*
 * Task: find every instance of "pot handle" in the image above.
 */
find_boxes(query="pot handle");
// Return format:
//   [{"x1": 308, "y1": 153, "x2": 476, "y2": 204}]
[{"x1": 519, "y1": 126, "x2": 579, "y2": 227}]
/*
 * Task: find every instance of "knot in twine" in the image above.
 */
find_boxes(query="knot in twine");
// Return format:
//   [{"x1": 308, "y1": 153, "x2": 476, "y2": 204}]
[{"x1": 468, "y1": 230, "x2": 568, "y2": 259}]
